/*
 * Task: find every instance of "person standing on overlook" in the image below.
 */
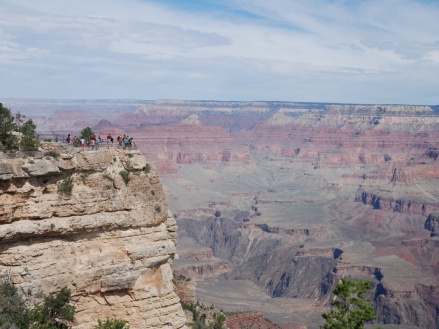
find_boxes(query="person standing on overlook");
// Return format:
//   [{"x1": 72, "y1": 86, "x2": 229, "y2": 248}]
[
  {"x1": 107, "y1": 133, "x2": 112, "y2": 149},
  {"x1": 80, "y1": 137, "x2": 85, "y2": 151}
]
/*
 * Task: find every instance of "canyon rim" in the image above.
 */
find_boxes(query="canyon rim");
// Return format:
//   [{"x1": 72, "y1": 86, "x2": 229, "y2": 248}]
[{"x1": 2, "y1": 99, "x2": 439, "y2": 329}]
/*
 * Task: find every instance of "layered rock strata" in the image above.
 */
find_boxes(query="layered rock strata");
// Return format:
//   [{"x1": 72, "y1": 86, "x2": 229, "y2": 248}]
[
  {"x1": 425, "y1": 213, "x2": 439, "y2": 237},
  {"x1": 226, "y1": 312, "x2": 280, "y2": 329},
  {"x1": 0, "y1": 147, "x2": 186, "y2": 329},
  {"x1": 5, "y1": 99, "x2": 439, "y2": 328}
]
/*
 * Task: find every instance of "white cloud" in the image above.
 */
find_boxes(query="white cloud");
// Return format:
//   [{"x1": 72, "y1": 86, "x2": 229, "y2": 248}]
[{"x1": 0, "y1": 0, "x2": 438, "y2": 103}]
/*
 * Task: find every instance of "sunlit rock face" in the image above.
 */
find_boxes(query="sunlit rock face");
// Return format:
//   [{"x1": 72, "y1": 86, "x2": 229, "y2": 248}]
[{"x1": 0, "y1": 147, "x2": 186, "y2": 329}]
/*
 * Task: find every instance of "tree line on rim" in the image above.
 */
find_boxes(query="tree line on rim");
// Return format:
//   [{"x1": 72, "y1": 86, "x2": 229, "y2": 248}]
[
  {"x1": 0, "y1": 102, "x2": 98, "y2": 152},
  {"x1": 0, "y1": 103, "x2": 39, "y2": 152}
]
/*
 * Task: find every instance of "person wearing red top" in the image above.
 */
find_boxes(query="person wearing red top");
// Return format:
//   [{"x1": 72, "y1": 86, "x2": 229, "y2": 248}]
[{"x1": 107, "y1": 134, "x2": 112, "y2": 148}]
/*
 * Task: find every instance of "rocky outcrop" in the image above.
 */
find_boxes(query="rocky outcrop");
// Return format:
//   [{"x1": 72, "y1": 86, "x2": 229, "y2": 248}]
[
  {"x1": 177, "y1": 217, "x2": 338, "y2": 300},
  {"x1": 395, "y1": 239, "x2": 439, "y2": 274},
  {"x1": 0, "y1": 147, "x2": 186, "y2": 329},
  {"x1": 375, "y1": 283, "x2": 439, "y2": 328},
  {"x1": 425, "y1": 213, "x2": 439, "y2": 237},
  {"x1": 355, "y1": 192, "x2": 439, "y2": 217},
  {"x1": 226, "y1": 312, "x2": 280, "y2": 329},
  {"x1": 173, "y1": 261, "x2": 231, "y2": 281}
]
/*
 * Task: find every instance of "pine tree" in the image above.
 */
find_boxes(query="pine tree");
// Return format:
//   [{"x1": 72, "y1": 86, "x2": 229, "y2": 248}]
[
  {"x1": 29, "y1": 287, "x2": 75, "y2": 329},
  {"x1": 320, "y1": 278, "x2": 379, "y2": 329},
  {"x1": 19, "y1": 119, "x2": 39, "y2": 151},
  {"x1": 0, "y1": 103, "x2": 19, "y2": 151},
  {"x1": 79, "y1": 127, "x2": 94, "y2": 141}
]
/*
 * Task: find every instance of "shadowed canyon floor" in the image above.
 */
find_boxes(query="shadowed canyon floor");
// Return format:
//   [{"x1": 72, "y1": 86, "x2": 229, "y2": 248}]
[{"x1": 4, "y1": 99, "x2": 439, "y2": 328}]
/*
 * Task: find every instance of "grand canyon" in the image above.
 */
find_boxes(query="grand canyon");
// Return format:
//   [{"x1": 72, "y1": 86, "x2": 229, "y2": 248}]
[{"x1": 2, "y1": 99, "x2": 439, "y2": 329}]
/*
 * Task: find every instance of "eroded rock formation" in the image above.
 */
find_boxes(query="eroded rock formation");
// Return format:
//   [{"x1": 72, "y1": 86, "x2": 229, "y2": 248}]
[
  {"x1": 0, "y1": 147, "x2": 186, "y2": 329},
  {"x1": 226, "y1": 312, "x2": 280, "y2": 329},
  {"x1": 4, "y1": 99, "x2": 439, "y2": 328}
]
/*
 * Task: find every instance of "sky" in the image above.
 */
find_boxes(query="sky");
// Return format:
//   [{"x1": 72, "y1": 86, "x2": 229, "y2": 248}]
[{"x1": 1, "y1": 0, "x2": 439, "y2": 104}]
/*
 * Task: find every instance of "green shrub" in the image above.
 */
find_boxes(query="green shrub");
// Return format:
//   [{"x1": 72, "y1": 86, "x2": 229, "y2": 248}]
[
  {"x1": 94, "y1": 319, "x2": 129, "y2": 329},
  {"x1": 19, "y1": 120, "x2": 39, "y2": 151},
  {"x1": 0, "y1": 279, "x2": 75, "y2": 329},
  {"x1": 44, "y1": 139, "x2": 52, "y2": 142},
  {"x1": 58, "y1": 171, "x2": 74, "y2": 196},
  {"x1": 144, "y1": 163, "x2": 151, "y2": 173},
  {"x1": 102, "y1": 173, "x2": 114, "y2": 182},
  {"x1": 0, "y1": 277, "x2": 29, "y2": 329},
  {"x1": 119, "y1": 170, "x2": 130, "y2": 185},
  {"x1": 0, "y1": 103, "x2": 19, "y2": 151},
  {"x1": 79, "y1": 127, "x2": 94, "y2": 141},
  {"x1": 80, "y1": 173, "x2": 88, "y2": 184},
  {"x1": 29, "y1": 287, "x2": 75, "y2": 329},
  {"x1": 44, "y1": 150, "x2": 59, "y2": 158},
  {"x1": 181, "y1": 301, "x2": 226, "y2": 329},
  {"x1": 211, "y1": 314, "x2": 226, "y2": 329}
]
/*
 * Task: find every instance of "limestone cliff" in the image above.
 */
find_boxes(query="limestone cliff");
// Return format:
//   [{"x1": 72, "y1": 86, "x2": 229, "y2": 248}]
[{"x1": 0, "y1": 146, "x2": 186, "y2": 329}]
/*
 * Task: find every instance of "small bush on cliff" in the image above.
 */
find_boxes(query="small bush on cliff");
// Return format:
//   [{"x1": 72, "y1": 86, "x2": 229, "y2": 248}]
[
  {"x1": 0, "y1": 277, "x2": 29, "y2": 329},
  {"x1": 102, "y1": 173, "x2": 114, "y2": 182},
  {"x1": 58, "y1": 171, "x2": 74, "y2": 196},
  {"x1": 119, "y1": 170, "x2": 130, "y2": 185},
  {"x1": 29, "y1": 287, "x2": 75, "y2": 329},
  {"x1": 80, "y1": 173, "x2": 88, "y2": 184},
  {"x1": 320, "y1": 278, "x2": 380, "y2": 329},
  {"x1": 0, "y1": 278, "x2": 74, "y2": 329},
  {"x1": 181, "y1": 302, "x2": 226, "y2": 329},
  {"x1": 94, "y1": 319, "x2": 129, "y2": 329},
  {"x1": 44, "y1": 150, "x2": 59, "y2": 158},
  {"x1": 143, "y1": 163, "x2": 151, "y2": 173}
]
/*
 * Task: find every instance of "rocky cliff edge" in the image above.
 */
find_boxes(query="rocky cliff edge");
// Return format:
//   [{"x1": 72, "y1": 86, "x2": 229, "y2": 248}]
[{"x1": 0, "y1": 146, "x2": 186, "y2": 329}]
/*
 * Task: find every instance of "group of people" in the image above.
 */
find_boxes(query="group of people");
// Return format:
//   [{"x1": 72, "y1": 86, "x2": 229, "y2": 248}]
[
  {"x1": 65, "y1": 133, "x2": 136, "y2": 150},
  {"x1": 117, "y1": 134, "x2": 135, "y2": 149}
]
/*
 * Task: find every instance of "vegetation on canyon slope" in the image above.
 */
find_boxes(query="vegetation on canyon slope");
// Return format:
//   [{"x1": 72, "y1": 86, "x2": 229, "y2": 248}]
[
  {"x1": 0, "y1": 278, "x2": 74, "y2": 329},
  {"x1": 0, "y1": 277, "x2": 128, "y2": 329},
  {"x1": 321, "y1": 278, "x2": 380, "y2": 329},
  {"x1": 181, "y1": 301, "x2": 226, "y2": 329}
]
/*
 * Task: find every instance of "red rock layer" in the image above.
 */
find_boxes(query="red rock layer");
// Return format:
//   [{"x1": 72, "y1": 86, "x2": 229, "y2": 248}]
[{"x1": 226, "y1": 312, "x2": 279, "y2": 329}]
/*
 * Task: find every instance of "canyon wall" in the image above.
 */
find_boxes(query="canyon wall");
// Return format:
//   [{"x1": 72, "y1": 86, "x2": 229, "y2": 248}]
[
  {"x1": 4, "y1": 99, "x2": 439, "y2": 328},
  {"x1": 0, "y1": 146, "x2": 186, "y2": 329}
]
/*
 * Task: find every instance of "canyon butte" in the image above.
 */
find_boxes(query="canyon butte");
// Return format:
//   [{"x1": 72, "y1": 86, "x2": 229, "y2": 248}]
[
  {"x1": 0, "y1": 146, "x2": 186, "y2": 328},
  {"x1": 3, "y1": 99, "x2": 439, "y2": 329}
]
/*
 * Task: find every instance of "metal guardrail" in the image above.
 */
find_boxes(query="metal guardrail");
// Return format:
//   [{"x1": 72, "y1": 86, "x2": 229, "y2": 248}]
[
  {"x1": 0, "y1": 150, "x2": 44, "y2": 159},
  {"x1": 37, "y1": 132, "x2": 67, "y2": 143}
]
